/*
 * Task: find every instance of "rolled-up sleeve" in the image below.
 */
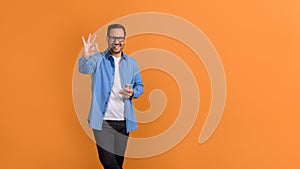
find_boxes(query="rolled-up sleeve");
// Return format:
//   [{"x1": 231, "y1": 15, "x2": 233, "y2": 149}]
[{"x1": 78, "y1": 53, "x2": 99, "y2": 74}]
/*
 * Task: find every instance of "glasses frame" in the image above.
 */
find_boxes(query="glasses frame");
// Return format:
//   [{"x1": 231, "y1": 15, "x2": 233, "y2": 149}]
[{"x1": 108, "y1": 36, "x2": 126, "y2": 42}]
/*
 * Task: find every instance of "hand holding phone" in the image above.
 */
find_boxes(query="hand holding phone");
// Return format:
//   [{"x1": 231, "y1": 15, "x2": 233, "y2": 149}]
[{"x1": 119, "y1": 84, "x2": 133, "y2": 99}]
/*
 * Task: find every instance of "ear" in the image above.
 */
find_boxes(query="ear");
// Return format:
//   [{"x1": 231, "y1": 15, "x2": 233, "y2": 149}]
[{"x1": 106, "y1": 36, "x2": 111, "y2": 44}]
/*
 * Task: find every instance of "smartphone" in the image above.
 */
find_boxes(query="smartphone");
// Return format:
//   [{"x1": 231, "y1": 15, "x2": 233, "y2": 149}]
[{"x1": 124, "y1": 84, "x2": 133, "y2": 89}]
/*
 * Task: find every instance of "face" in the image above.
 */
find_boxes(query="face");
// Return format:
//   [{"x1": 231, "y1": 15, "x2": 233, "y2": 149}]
[{"x1": 107, "y1": 28, "x2": 126, "y2": 55}]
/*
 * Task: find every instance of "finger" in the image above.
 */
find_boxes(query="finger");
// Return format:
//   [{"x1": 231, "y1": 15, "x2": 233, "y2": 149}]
[
  {"x1": 91, "y1": 34, "x2": 96, "y2": 43},
  {"x1": 119, "y1": 90, "x2": 125, "y2": 94},
  {"x1": 87, "y1": 33, "x2": 91, "y2": 44},
  {"x1": 124, "y1": 88, "x2": 133, "y2": 93},
  {"x1": 120, "y1": 90, "x2": 132, "y2": 97},
  {"x1": 82, "y1": 36, "x2": 86, "y2": 45},
  {"x1": 95, "y1": 43, "x2": 99, "y2": 52},
  {"x1": 119, "y1": 90, "x2": 128, "y2": 96}
]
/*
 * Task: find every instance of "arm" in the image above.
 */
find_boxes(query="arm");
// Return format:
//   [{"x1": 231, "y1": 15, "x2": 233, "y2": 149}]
[
  {"x1": 78, "y1": 54, "x2": 98, "y2": 74},
  {"x1": 131, "y1": 63, "x2": 144, "y2": 99}
]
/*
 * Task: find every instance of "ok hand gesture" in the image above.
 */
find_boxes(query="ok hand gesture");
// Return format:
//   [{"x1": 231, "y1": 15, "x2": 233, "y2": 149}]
[{"x1": 82, "y1": 33, "x2": 99, "y2": 59}]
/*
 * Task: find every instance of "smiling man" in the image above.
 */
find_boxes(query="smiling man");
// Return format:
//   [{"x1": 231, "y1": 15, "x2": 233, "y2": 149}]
[{"x1": 78, "y1": 24, "x2": 144, "y2": 169}]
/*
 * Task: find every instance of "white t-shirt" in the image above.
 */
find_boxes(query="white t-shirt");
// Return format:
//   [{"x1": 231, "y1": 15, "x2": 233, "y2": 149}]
[{"x1": 103, "y1": 56, "x2": 125, "y2": 120}]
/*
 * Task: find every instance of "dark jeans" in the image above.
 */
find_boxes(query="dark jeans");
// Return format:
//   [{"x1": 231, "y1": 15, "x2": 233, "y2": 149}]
[{"x1": 93, "y1": 120, "x2": 129, "y2": 169}]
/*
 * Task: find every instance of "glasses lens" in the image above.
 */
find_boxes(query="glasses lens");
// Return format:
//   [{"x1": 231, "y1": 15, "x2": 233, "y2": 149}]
[
  {"x1": 118, "y1": 37, "x2": 125, "y2": 42},
  {"x1": 109, "y1": 36, "x2": 125, "y2": 42}
]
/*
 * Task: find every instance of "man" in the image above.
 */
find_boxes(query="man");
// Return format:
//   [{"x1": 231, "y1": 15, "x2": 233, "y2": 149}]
[{"x1": 78, "y1": 24, "x2": 144, "y2": 169}]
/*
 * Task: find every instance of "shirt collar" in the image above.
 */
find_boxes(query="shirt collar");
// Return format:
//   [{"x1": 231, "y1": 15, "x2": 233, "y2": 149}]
[{"x1": 104, "y1": 49, "x2": 128, "y2": 60}]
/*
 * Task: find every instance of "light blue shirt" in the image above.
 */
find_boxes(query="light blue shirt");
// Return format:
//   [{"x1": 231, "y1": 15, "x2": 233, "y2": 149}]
[{"x1": 78, "y1": 50, "x2": 144, "y2": 132}]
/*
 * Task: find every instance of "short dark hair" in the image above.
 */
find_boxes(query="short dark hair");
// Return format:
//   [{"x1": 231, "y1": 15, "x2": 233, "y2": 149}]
[{"x1": 107, "y1": 24, "x2": 126, "y2": 37}]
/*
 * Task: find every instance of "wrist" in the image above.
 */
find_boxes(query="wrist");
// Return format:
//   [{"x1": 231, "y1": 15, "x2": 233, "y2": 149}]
[{"x1": 83, "y1": 54, "x2": 90, "y2": 60}]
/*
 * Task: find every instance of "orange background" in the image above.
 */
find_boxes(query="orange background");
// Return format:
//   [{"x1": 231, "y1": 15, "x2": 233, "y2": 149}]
[{"x1": 1, "y1": 0, "x2": 300, "y2": 169}]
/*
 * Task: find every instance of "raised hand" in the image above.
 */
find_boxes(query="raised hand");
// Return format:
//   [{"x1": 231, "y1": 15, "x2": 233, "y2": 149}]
[{"x1": 82, "y1": 33, "x2": 99, "y2": 59}]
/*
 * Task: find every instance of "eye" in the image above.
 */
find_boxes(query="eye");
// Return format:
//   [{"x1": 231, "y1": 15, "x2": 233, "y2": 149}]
[{"x1": 108, "y1": 36, "x2": 125, "y2": 42}]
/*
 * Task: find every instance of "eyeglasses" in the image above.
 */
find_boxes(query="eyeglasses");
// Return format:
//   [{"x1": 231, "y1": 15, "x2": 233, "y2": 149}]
[{"x1": 108, "y1": 36, "x2": 126, "y2": 42}]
